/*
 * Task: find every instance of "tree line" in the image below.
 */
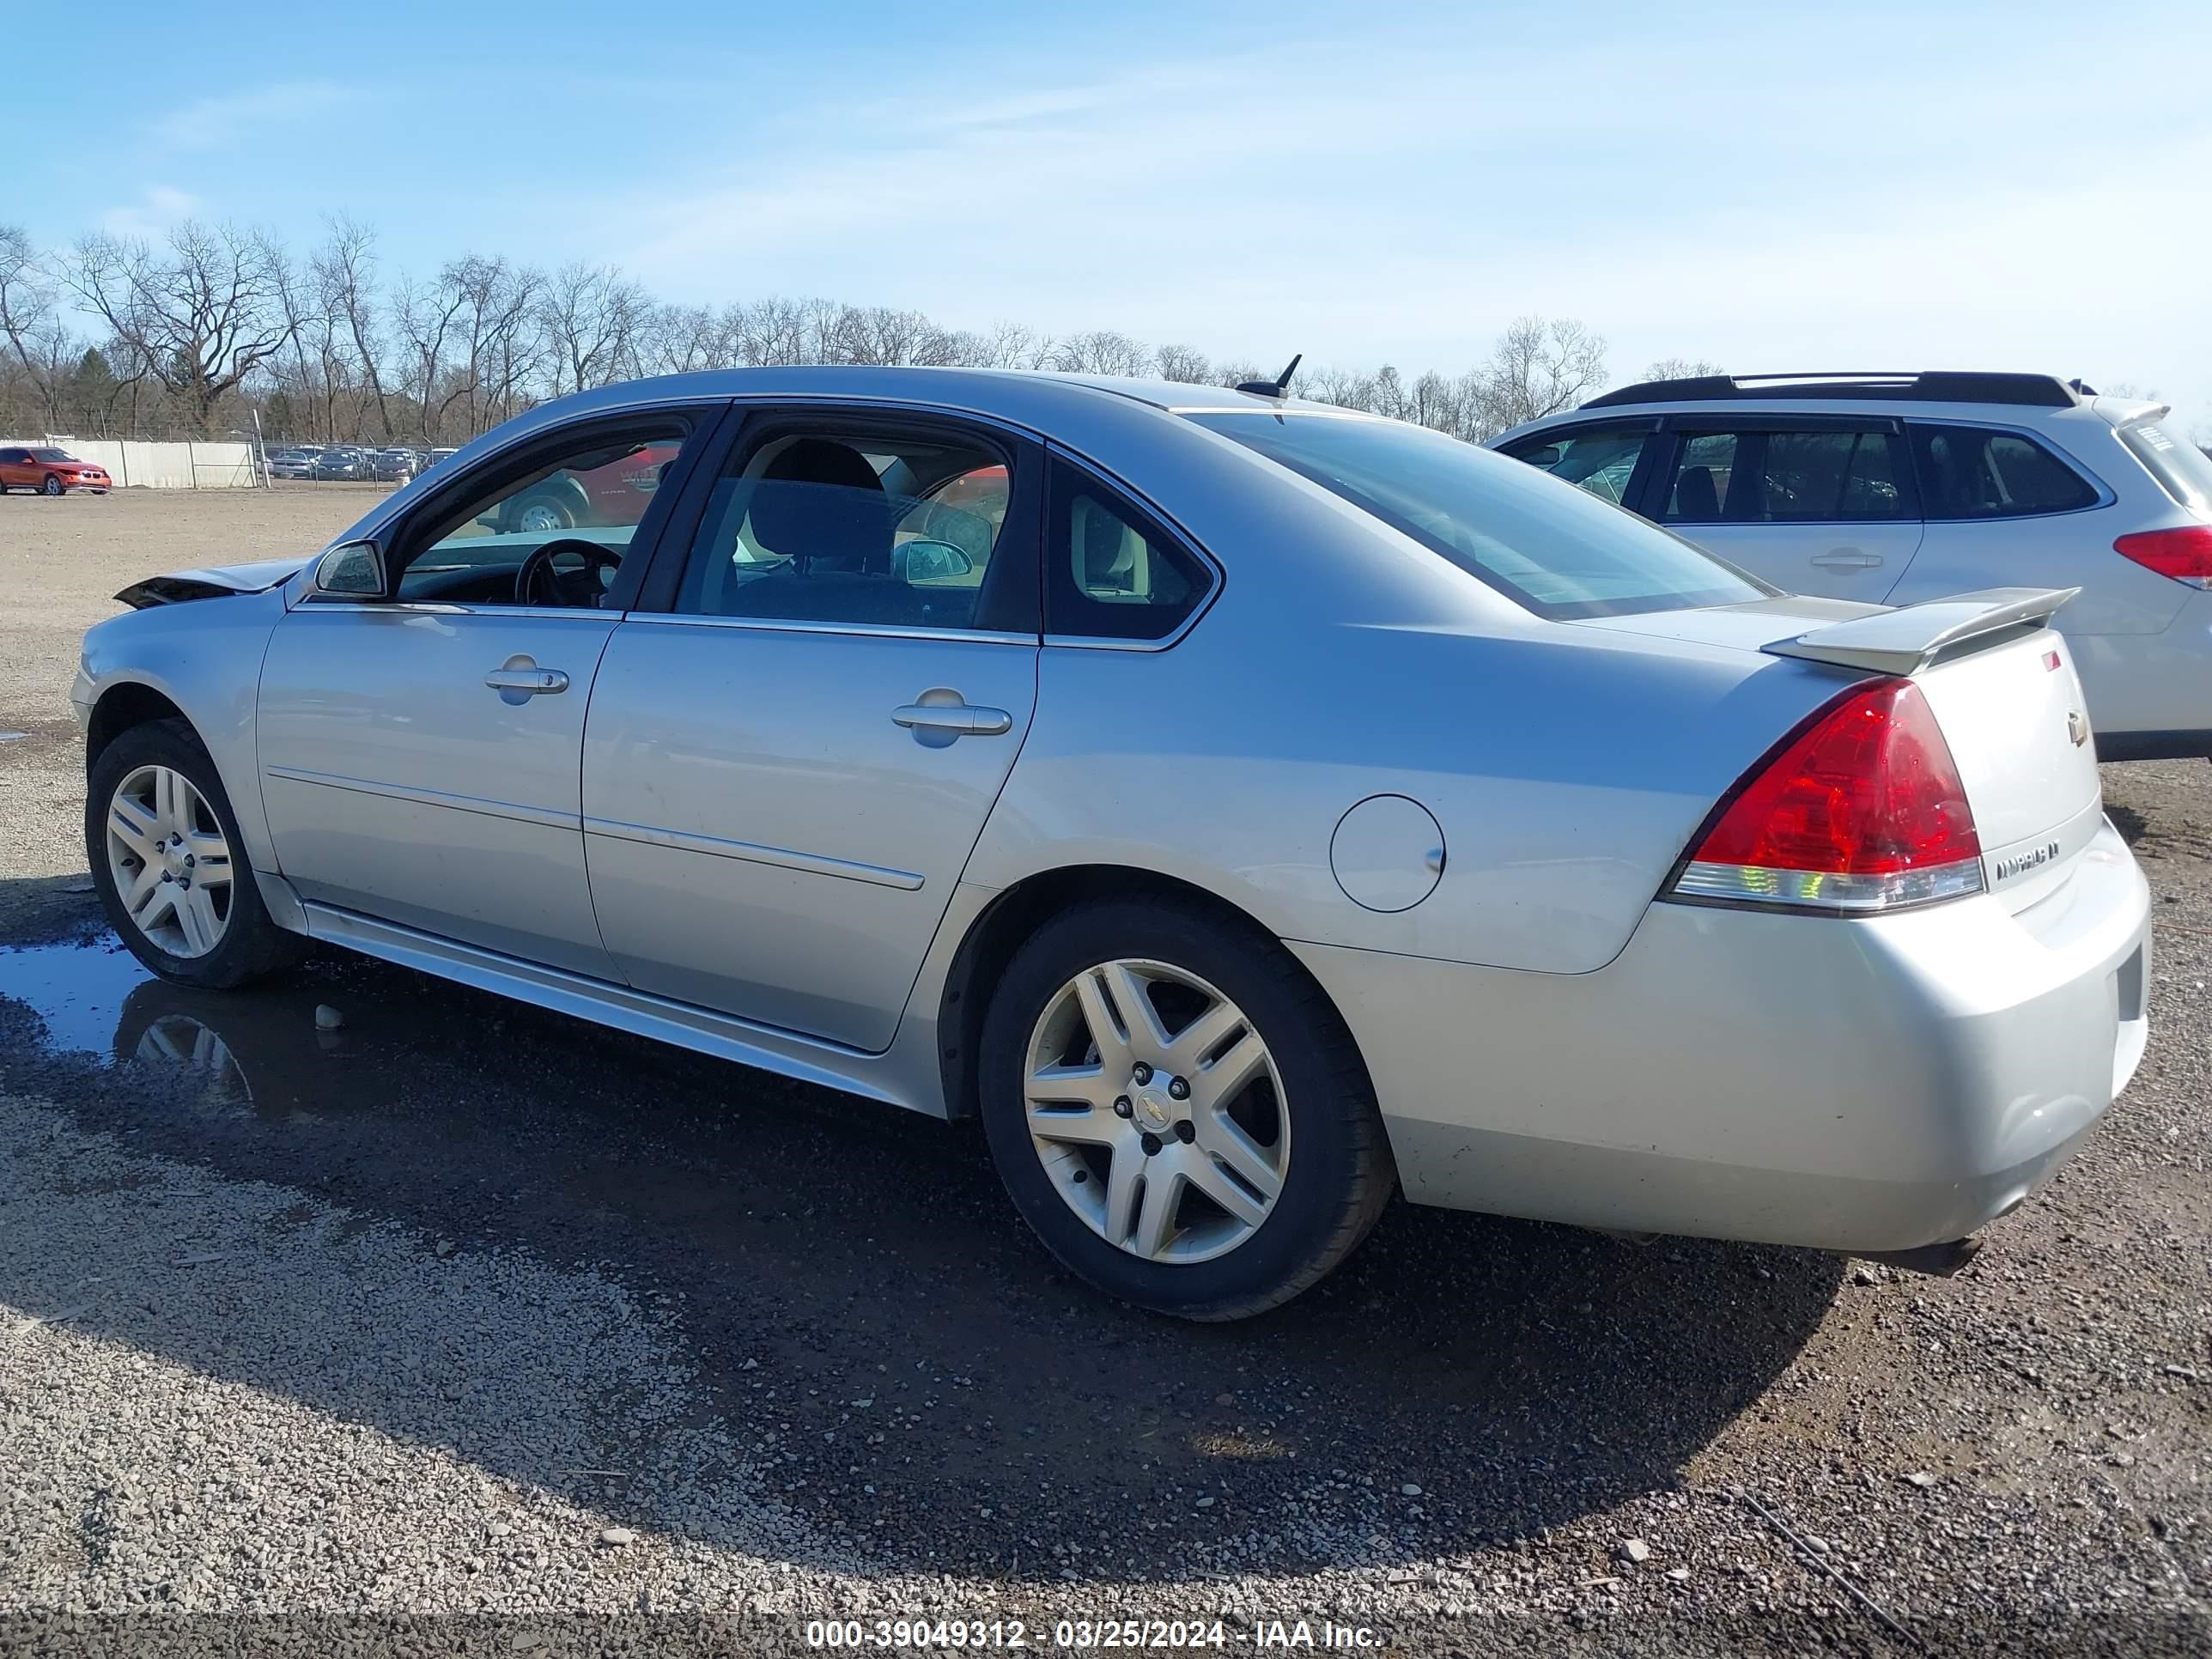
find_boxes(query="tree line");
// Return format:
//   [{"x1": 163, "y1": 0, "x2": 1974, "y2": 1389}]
[{"x1": 1, "y1": 216, "x2": 1713, "y2": 448}]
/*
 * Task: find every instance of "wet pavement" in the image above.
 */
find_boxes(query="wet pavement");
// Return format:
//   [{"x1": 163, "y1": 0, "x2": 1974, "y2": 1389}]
[{"x1": 0, "y1": 915, "x2": 1838, "y2": 1584}]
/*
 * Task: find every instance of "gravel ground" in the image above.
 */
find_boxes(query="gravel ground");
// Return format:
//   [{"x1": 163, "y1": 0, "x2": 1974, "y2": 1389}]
[{"x1": 0, "y1": 489, "x2": 2206, "y2": 1656}]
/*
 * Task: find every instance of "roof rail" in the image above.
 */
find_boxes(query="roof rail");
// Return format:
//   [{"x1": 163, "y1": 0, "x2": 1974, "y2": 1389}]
[{"x1": 1581, "y1": 371, "x2": 2081, "y2": 411}]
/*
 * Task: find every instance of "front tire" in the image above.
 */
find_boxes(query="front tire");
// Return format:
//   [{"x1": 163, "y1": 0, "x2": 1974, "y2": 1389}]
[
  {"x1": 978, "y1": 896, "x2": 1395, "y2": 1320},
  {"x1": 42, "y1": 474, "x2": 64, "y2": 496},
  {"x1": 87, "y1": 719, "x2": 304, "y2": 989}
]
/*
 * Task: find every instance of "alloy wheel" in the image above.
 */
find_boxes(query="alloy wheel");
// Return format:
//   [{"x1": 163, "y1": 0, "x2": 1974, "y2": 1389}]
[
  {"x1": 105, "y1": 764, "x2": 234, "y2": 958},
  {"x1": 516, "y1": 501, "x2": 568, "y2": 533},
  {"x1": 1024, "y1": 958, "x2": 1290, "y2": 1264}
]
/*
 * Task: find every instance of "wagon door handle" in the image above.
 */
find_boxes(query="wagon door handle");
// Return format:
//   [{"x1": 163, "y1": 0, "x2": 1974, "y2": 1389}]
[
  {"x1": 1811, "y1": 549, "x2": 1883, "y2": 569},
  {"x1": 484, "y1": 665, "x2": 569, "y2": 696},
  {"x1": 892, "y1": 698, "x2": 1013, "y2": 737}
]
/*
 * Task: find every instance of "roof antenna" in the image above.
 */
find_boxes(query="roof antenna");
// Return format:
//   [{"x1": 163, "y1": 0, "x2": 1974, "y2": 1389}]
[{"x1": 1237, "y1": 353, "x2": 1302, "y2": 399}]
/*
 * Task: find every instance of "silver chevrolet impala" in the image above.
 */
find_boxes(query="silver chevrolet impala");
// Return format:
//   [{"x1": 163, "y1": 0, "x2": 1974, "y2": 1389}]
[{"x1": 73, "y1": 368, "x2": 2153, "y2": 1319}]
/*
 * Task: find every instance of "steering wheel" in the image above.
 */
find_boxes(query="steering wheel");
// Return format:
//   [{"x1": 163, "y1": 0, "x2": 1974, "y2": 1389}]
[{"x1": 514, "y1": 538, "x2": 623, "y2": 607}]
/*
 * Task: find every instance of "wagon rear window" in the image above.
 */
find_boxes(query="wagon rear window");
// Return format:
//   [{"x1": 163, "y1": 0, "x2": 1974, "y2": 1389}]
[{"x1": 1189, "y1": 412, "x2": 1771, "y2": 620}]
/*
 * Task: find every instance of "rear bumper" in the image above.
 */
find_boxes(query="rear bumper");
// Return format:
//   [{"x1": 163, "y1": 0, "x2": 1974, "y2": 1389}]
[{"x1": 1294, "y1": 817, "x2": 2151, "y2": 1253}]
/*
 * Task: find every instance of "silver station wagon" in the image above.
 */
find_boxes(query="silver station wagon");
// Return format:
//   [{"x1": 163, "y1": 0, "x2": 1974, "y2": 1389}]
[{"x1": 75, "y1": 368, "x2": 2152, "y2": 1318}]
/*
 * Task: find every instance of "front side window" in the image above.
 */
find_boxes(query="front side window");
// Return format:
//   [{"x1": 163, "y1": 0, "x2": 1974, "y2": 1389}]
[
  {"x1": 1909, "y1": 424, "x2": 2098, "y2": 520},
  {"x1": 1193, "y1": 411, "x2": 1770, "y2": 620},
  {"x1": 1045, "y1": 459, "x2": 1213, "y2": 641},
  {"x1": 27, "y1": 447, "x2": 77, "y2": 463},
  {"x1": 1498, "y1": 423, "x2": 1651, "y2": 506},
  {"x1": 392, "y1": 420, "x2": 692, "y2": 605},
  {"x1": 676, "y1": 427, "x2": 1014, "y2": 631},
  {"x1": 1660, "y1": 428, "x2": 1903, "y2": 524}
]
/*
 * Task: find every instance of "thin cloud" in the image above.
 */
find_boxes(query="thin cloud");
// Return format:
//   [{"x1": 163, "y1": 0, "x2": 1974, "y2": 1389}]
[
  {"x1": 99, "y1": 186, "x2": 202, "y2": 239},
  {"x1": 154, "y1": 81, "x2": 356, "y2": 149}
]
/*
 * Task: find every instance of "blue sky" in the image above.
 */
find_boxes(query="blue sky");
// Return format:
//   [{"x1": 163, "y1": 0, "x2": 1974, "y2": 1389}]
[{"x1": 14, "y1": 1, "x2": 2212, "y2": 426}]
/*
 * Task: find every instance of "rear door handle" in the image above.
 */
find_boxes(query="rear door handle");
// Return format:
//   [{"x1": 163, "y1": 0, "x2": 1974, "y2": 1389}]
[
  {"x1": 484, "y1": 666, "x2": 570, "y2": 696},
  {"x1": 892, "y1": 702, "x2": 1013, "y2": 736},
  {"x1": 1811, "y1": 550, "x2": 1883, "y2": 569}
]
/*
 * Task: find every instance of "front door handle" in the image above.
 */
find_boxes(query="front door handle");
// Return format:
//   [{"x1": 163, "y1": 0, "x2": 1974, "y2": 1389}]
[
  {"x1": 892, "y1": 701, "x2": 1013, "y2": 737},
  {"x1": 484, "y1": 665, "x2": 570, "y2": 696},
  {"x1": 1811, "y1": 549, "x2": 1883, "y2": 569}
]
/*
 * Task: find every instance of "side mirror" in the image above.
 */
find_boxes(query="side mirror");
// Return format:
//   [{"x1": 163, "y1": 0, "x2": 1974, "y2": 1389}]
[
  {"x1": 308, "y1": 538, "x2": 389, "y2": 600},
  {"x1": 894, "y1": 538, "x2": 975, "y2": 583}
]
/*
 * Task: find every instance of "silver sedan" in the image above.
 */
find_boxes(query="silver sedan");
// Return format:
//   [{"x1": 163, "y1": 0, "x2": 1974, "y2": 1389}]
[{"x1": 72, "y1": 368, "x2": 2152, "y2": 1318}]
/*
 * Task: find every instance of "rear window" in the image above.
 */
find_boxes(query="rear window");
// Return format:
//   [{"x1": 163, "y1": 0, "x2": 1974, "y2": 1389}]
[
  {"x1": 2117, "y1": 420, "x2": 2212, "y2": 513},
  {"x1": 1908, "y1": 424, "x2": 2098, "y2": 520},
  {"x1": 1190, "y1": 412, "x2": 1772, "y2": 620}
]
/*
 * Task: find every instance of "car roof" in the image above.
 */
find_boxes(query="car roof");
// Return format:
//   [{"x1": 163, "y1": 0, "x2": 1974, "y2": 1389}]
[
  {"x1": 489, "y1": 364, "x2": 1331, "y2": 428},
  {"x1": 1490, "y1": 370, "x2": 2165, "y2": 448}
]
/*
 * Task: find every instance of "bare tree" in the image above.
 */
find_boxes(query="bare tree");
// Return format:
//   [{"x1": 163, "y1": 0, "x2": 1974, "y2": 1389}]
[
  {"x1": 1475, "y1": 316, "x2": 1608, "y2": 436},
  {"x1": 1642, "y1": 356, "x2": 1725, "y2": 381},
  {"x1": 0, "y1": 225, "x2": 77, "y2": 433},
  {"x1": 541, "y1": 263, "x2": 652, "y2": 393},
  {"x1": 1154, "y1": 343, "x2": 1213, "y2": 383},
  {"x1": 1052, "y1": 330, "x2": 1152, "y2": 376},
  {"x1": 315, "y1": 217, "x2": 395, "y2": 441},
  {"x1": 64, "y1": 221, "x2": 293, "y2": 436},
  {"x1": 396, "y1": 268, "x2": 479, "y2": 441}
]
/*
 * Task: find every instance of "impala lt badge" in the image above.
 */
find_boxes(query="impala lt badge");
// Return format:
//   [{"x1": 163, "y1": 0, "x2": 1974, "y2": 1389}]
[
  {"x1": 1995, "y1": 841, "x2": 2063, "y2": 883},
  {"x1": 2068, "y1": 709, "x2": 2089, "y2": 747}
]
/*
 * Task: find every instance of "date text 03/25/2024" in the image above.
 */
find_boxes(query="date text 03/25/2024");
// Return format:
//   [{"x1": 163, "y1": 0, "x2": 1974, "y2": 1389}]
[{"x1": 803, "y1": 1619, "x2": 1382, "y2": 1650}]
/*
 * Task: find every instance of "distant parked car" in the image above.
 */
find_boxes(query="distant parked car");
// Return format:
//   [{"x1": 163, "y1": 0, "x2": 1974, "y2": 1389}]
[
  {"x1": 312, "y1": 447, "x2": 371, "y2": 482},
  {"x1": 422, "y1": 447, "x2": 461, "y2": 471},
  {"x1": 0, "y1": 444, "x2": 112, "y2": 495},
  {"x1": 265, "y1": 449, "x2": 317, "y2": 481},
  {"x1": 485, "y1": 441, "x2": 679, "y2": 532},
  {"x1": 369, "y1": 448, "x2": 421, "y2": 483},
  {"x1": 1492, "y1": 370, "x2": 2212, "y2": 761}
]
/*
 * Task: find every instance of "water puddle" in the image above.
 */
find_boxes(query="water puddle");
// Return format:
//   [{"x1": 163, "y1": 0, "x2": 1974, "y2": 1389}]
[{"x1": 0, "y1": 934, "x2": 439, "y2": 1121}]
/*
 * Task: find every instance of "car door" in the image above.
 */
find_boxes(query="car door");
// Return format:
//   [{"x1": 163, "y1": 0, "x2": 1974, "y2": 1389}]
[
  {"x1": 255, "y1": 405, "x2": 720, "y2": 977},
  {"x1": 580, "y1": 408, "x2": 1042, "y2": 1051},
  {"x1": 0, "y1": 447, "x2": 29, "y2": 489},
  {"x1": 1646, "y1": 416, "x2": 1923, "y2": 602}
]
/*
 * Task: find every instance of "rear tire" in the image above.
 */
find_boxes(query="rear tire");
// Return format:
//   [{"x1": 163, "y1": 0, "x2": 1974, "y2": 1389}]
[
  {"x1": 87, "y1": 719, "x2": 305, "y2": 990},
  {"x1": 977, "y1": 896, "x2": 1395, "y2": 1320}
]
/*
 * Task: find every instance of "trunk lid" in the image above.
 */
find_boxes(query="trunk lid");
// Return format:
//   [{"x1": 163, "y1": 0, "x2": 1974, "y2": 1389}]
[
  {"x1": 1583, "y1": 587, "x2": 2102, "y2": 915},
  {"x1": 1912, "y1": 627, "x2": 2102, "y2": 915}
]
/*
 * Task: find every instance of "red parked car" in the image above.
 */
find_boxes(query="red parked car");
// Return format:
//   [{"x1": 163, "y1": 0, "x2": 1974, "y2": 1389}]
[{"x1": 0, "y1": 445, "x2": 112, "y2": 495}]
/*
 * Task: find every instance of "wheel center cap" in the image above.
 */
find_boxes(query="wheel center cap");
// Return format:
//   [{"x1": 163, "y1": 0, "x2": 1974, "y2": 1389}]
[
  {"x1": 1133, "y1": 1087, "x2": 1173, "y2": 1129},
  {"x1": 161, "y1": 843, "x2": 187, "y2": 878}
]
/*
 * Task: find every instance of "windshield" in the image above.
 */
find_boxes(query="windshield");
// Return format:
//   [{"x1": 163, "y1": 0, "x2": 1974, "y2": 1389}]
[
  {"x1": 28, "y1": 447, "x2": 76, "y2": 462},
  {"x1": 1189, "y1": 412, "x2": 1773, "y2": 619}
]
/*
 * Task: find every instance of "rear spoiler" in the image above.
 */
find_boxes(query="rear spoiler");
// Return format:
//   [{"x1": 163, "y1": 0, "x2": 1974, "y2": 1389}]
[{"x1": 1764, "y1": 586, "x2": 2080, "y2": 677}]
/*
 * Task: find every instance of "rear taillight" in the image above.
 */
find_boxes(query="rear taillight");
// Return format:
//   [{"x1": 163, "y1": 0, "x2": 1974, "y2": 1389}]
[
  {"x1": 1671, "y1": 678, "x2": 1984, "y2": 914},
  {"x1": 2114, "y1": 526, "x2": 2212, "y2": 587}
]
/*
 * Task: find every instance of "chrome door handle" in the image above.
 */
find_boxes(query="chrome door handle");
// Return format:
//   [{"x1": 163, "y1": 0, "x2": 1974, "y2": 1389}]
[
  {"x1": 892, "y1": 702, "x2": 1013, "y2": 736},
  {"x1": 1811, "y1": 550, "x2": 1882, "y2": 569},
  {"x1": 484, "y1": 666, "x2": 569, "y2": 696}
]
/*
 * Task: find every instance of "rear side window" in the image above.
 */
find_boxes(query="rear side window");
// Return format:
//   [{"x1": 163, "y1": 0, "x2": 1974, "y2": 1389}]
[
  {"x1": 2117, "y1": 420, "x2": 2212, "y2": 512},
  {"x1": 1191, "y1": 411, "x2": 1773, "y2": 621},
  {"x1": 1659, "y1": 427, "x2": 1904, "y2": 524},
  {"x1": 678, "y1": 428, "x2": 1022, "y2": 633},
  {"x1": 1044, "y1": 459, "x2": 1213, "y2": 641},
  {"x1": 1498, "y1": 423, "x2": 1650, "y2": 506},
  {"x1": 1909, "y1": 424, "x2": 2097, "y2": 520}
]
